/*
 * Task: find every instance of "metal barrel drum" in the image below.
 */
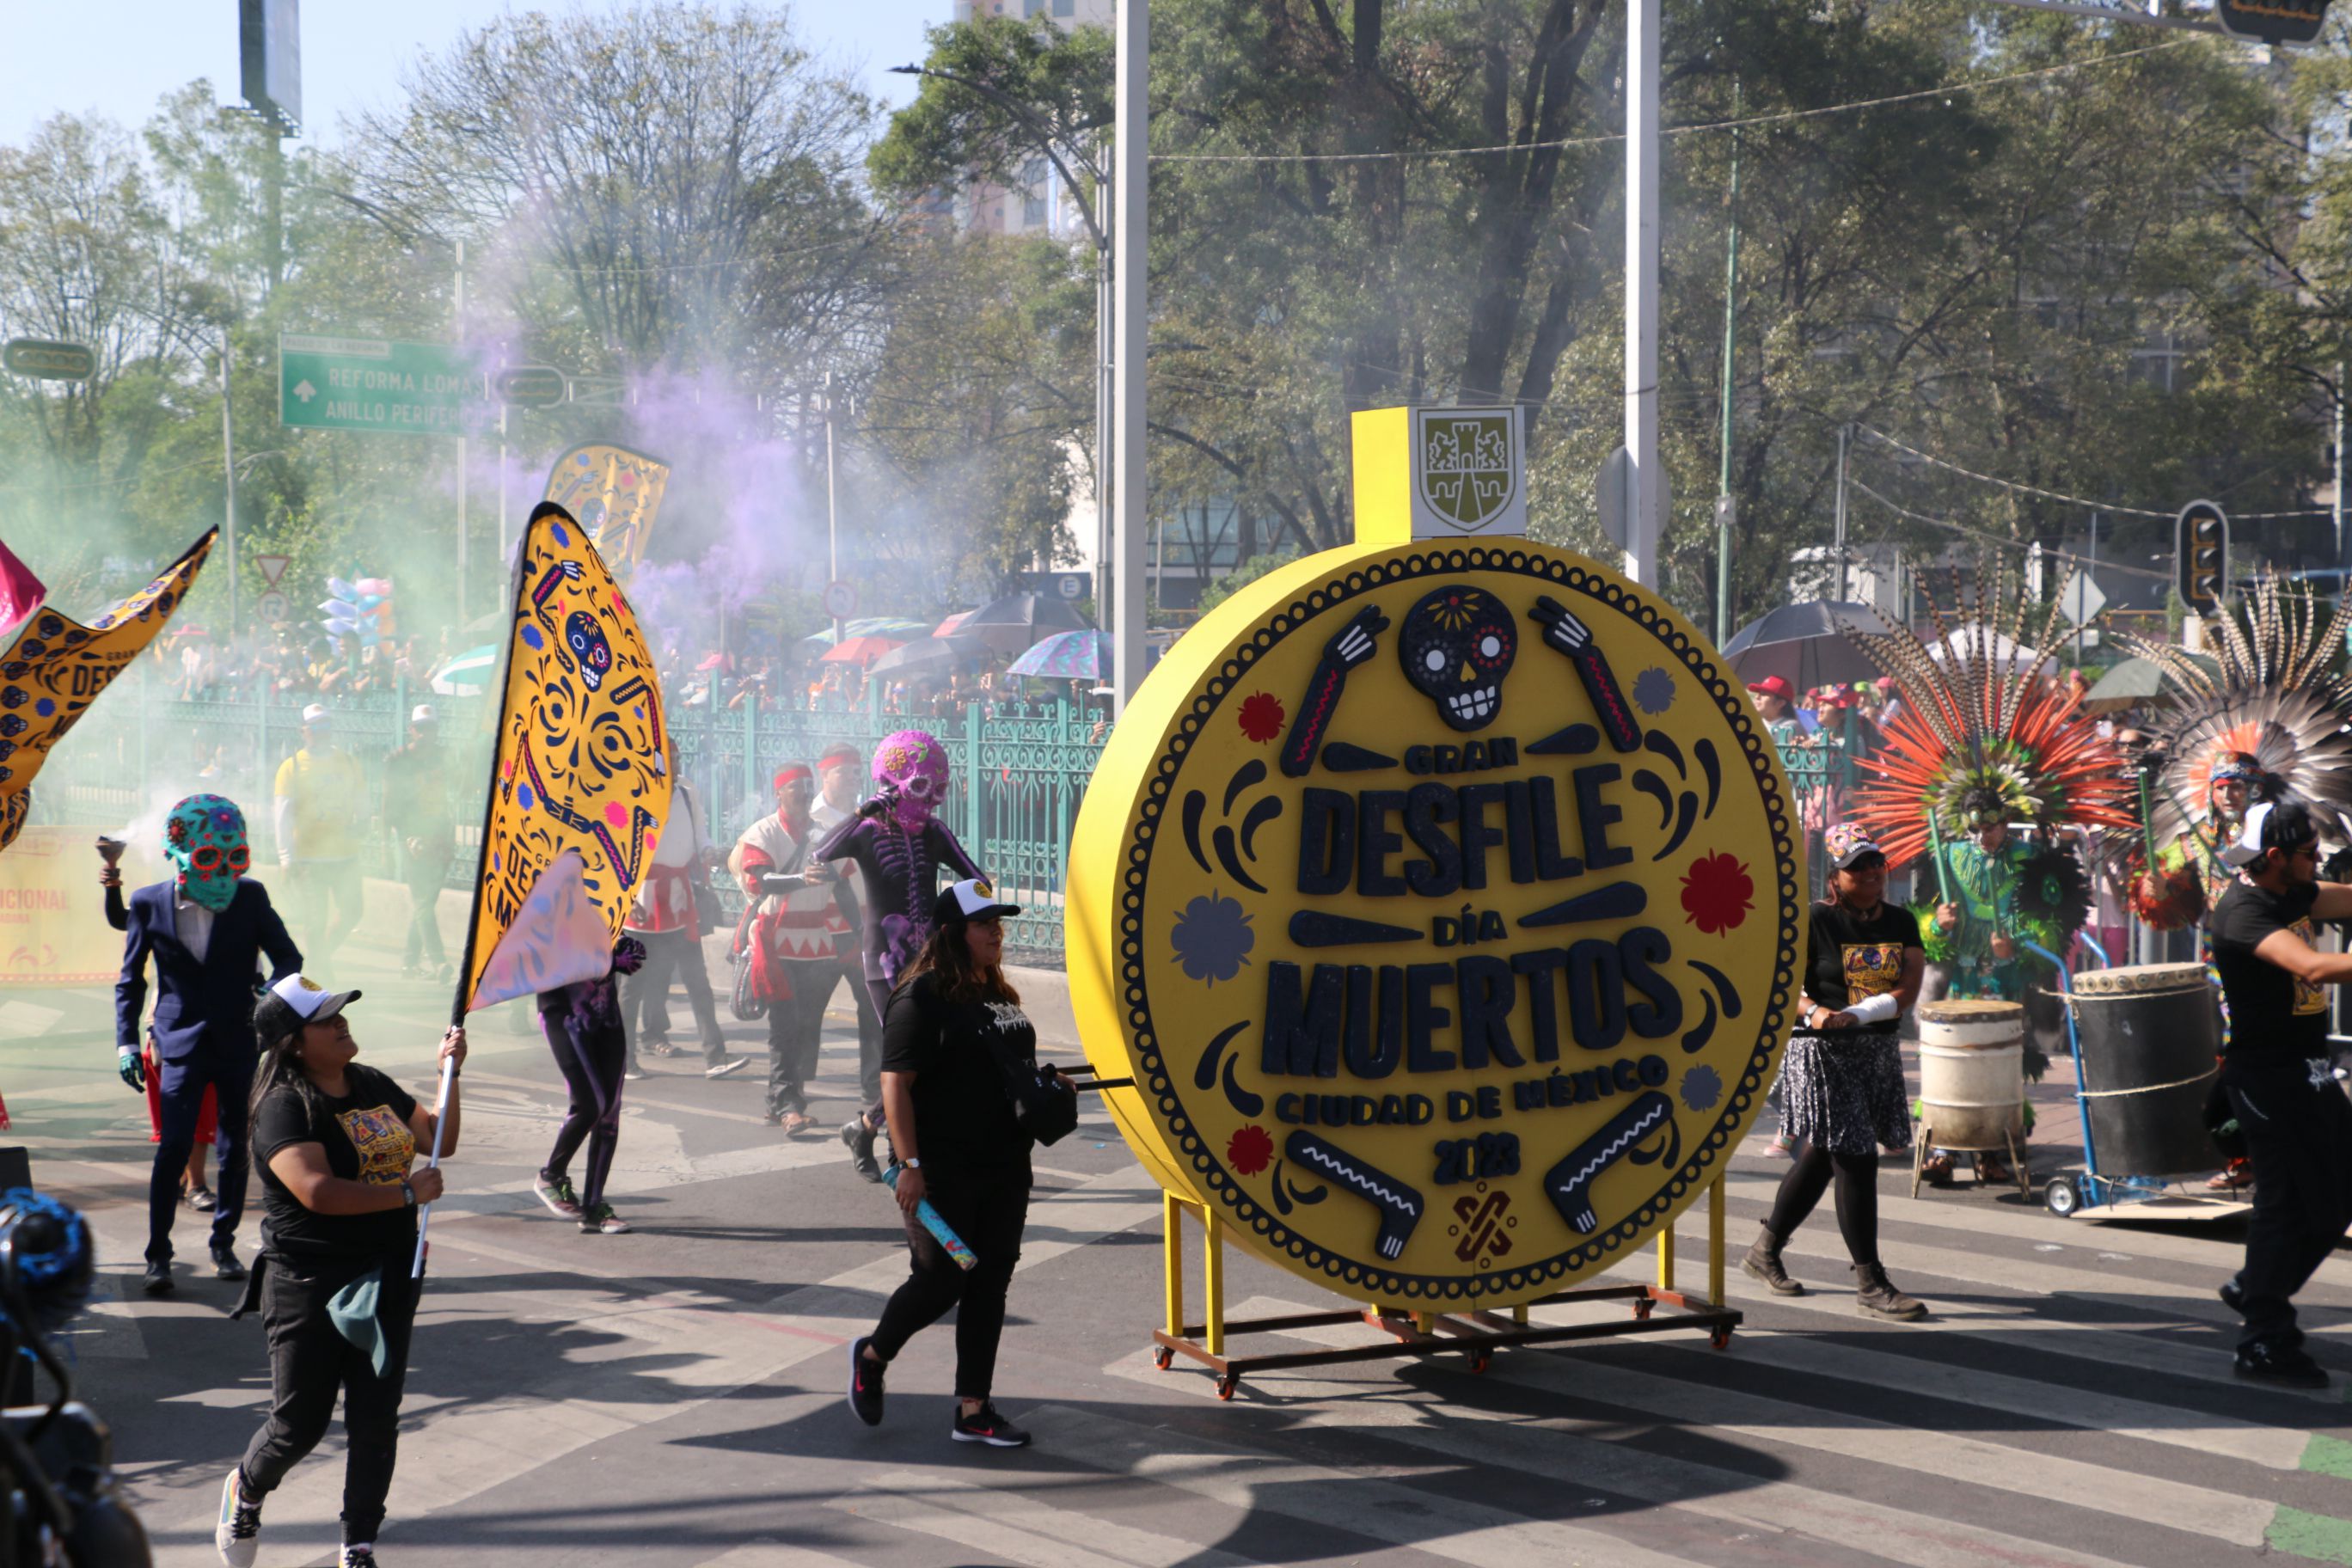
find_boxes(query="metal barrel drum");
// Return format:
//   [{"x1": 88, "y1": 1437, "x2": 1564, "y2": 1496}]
[
  {"x1": 2067, "y1": 963, "x2": 2222, "y2": 1178},
  {"x1": 1915, "y1": 1000, "x2": 2025, "y2": 1150}
]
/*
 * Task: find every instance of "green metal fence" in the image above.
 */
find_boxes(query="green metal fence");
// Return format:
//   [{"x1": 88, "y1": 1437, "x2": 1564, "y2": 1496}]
[{"x1": 42, "y1": 673, "x2": 1107, "y2": 966}]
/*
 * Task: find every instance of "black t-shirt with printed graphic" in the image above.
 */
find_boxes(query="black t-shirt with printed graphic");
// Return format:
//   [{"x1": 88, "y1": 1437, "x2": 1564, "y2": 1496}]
[
  {"x1": 252, "y1": 1063, "x2": 420, "y2": 1263},
  {"x1": 881, "y1": 971, "x2": 1037, "y2": 1173},
  {"x1": 2209, "y1": 877, "x2": 2331, "y2": 1069},
  {"x1": 1804, "y1": 899, "x2": 1923, "y2": 1013}
]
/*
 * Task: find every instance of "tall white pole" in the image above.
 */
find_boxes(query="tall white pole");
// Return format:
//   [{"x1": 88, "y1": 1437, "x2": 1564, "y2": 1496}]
[
  {"x1": 1622, "y1": 0, "x2": 1661, "y2": 586},
  {"x1": 455, "y1": 239, "x2": 469, "y2": 624},
  {"x1": 825, "y1": 374, "x2": 843, "y2": 649},
  {"x1": 221, "y1": 335, "x2": 237, "y2": 640},
  {"x1": 1111, "y1": 0, "x2": 1149, "y2": 714}
]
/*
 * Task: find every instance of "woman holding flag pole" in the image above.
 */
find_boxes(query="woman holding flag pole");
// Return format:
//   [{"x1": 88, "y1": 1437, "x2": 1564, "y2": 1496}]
[{"x1": 217, "y1": 500, "x2": 675, "y2": 1564}]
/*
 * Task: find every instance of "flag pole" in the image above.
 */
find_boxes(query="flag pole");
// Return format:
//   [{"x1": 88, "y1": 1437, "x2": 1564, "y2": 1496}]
[{"x1": 415, "y1": 504, "x2": 552, "y2": 1279}]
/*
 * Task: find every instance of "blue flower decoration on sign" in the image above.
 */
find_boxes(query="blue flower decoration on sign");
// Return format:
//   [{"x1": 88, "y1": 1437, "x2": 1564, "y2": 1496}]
[
  {"x1": 1680, "y1": 1064, "x2": 1723, "y2": 1114},
  {"x1": 1171, "y1": 891, "x2": 1255, "y2": 985},
  {"x1": 1633, "y1": 666, "x2": 1677, "y2": 715}
]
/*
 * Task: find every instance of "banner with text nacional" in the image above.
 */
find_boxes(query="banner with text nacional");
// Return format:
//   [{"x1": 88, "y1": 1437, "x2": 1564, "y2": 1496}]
[{"x1": 1068, "y1": 407, "x2": 1802, "y2": 1310}]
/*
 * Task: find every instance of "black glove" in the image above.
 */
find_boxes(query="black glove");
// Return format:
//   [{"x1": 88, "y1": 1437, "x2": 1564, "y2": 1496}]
[{"x1": 117, "y1": 1050, "x2": 144, "y2": 1093}]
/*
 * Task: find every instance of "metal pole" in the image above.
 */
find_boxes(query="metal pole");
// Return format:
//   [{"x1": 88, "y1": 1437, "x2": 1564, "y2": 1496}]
[
  {"x1": 498, "y1": 401, "x2": 510, "y2": 566},
  {"x1": 1622, "y1": 0, "x2": 1662, "y2": 586},
  {"x1": 1097, "y1": 226, "x2": 1114, "y2": 628},
  {"x1": 1713, "y1": 79, "x2": 1740, "y2": 646},
  {"x1": 1111, "y1": 0, "x2": 1148, "y2": 714},
  {"x1": 1833, "y1": 425, "x2": 1850, "y2": 603},
  {"x1": 219, "y1": 328, "x2": 235, "y2": 639},
  {"x1": 455, "y1": 240, "x2": 469, "y2": 625},
  {"x1": 2336, "y1": 364, "x2": 2345, "y2": 572},
  {"x1": 825, "y1": 374, "x2": 843, "y2": 649}
]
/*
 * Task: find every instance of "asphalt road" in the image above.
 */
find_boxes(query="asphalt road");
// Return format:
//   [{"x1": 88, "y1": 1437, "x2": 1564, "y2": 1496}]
[{"x1": 11, "y1": 880, "x2": 2352, "y2": 1568}]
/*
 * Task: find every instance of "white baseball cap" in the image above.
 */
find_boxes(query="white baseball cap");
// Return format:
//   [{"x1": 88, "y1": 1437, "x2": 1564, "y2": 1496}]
[
  {"x1": 253, "y1": 972, "x2": 364, "y2": 1044},
  {"x1": 410, "y1": 703, "x2": 438, "y2": 724},
  {"x1": 301, "y1": 703, "x2": 332, "y2": 726}
]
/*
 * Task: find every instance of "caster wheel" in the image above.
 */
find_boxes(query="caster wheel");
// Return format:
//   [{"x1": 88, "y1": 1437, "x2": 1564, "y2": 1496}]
[
  {"x1": 1468, "y1": 1351, "x2": 1492, "y2": 1374},
  {"x1": 1216, "y1": 1375, "x2": 1238, "y2": 1401},
  {"x1": 1632, "y1": 1298, "x2": 1654, "y2": 1320},
  {"x1": 1710, "y1": 1327, "x2": 1733, "y2": 1351},
  {"x1": 2043, "y1": 1174, "x2": 2080, "y2": 1219},
  {"x1": 1153, "y1": 1345, "x2": 1174, "y2": 1369}
]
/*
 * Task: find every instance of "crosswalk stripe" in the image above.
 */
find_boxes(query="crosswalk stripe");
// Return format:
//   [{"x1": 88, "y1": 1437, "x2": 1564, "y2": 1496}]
[
  {"x1": 1032, "y1": 1403, "x2": 1729, "y2": 1568},
  {"x1": 691, "y1": 1546, "x2": 873, "y2": 1568},
  {"x1": 1107, "y1": 1324, "x2": 2143, "y2": 1568},
  {"x1": 840, "y1": 1470, "x2": 1259, "y2": 1568}
]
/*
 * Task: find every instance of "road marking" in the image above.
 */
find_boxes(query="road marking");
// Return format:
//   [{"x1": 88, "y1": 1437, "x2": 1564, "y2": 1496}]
[
  {"x1": 691, "y1": 1545, "x2": 874, "y2": 1568},
  {"x1": 1032, "y1": 1404, "x2": 1723, "y2": 1568},
  {"x1": 841, "y1": 1471, "x2": 1260, "y2": 1568}
]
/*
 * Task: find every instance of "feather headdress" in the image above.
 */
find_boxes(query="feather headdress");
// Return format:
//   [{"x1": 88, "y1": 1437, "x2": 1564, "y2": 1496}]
[
  {"x1": 2117, "y1": 574, "x2": 2352, "y2": 846},
  {"x1": 1843, "y1": 553, "x2": 2136, "y2": 867}
]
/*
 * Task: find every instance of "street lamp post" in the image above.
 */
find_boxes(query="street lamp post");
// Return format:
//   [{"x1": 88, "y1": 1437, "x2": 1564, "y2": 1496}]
[
  {"x1": 1112, "y1": 0, "x2": 1148, "y2": 714},
  {"x1": 1623, "y1": 0, "x2": 1661, "y2": 587}
]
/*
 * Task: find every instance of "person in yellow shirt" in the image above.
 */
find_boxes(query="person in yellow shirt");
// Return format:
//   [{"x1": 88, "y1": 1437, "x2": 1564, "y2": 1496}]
[{"x1": 273, "y1": 706, "x2": 367, "y2": 962}]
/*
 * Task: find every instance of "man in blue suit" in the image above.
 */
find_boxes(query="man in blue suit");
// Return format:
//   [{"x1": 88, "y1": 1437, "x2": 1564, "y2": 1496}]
[{"x1": 116, "y1": 795, "x2": 302, "y2": 1295}]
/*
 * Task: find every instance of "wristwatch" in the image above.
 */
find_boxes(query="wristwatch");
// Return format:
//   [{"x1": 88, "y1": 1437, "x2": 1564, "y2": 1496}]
[
  {"x1": 902, "y1": 1157, "x2": 922, "y2": 1171},
  {"x1": 399, "y1": 1178, "x2": 417, "y2": 1209}
]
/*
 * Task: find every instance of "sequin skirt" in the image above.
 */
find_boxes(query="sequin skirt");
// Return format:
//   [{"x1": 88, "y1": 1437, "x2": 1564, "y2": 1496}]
[{"x1": 1779, "y1": 1033, "x2": 1912, "y2": 1156}]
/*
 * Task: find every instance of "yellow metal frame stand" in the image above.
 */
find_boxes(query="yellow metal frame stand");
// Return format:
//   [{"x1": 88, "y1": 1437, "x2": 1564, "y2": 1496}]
[{"x1": 1149, "y1": 1178, "x2": 1742, "y2": 1401}]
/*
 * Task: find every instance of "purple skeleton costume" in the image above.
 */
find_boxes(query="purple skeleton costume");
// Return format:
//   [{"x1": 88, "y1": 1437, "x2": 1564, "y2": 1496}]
[{"x1": 812, "y1": 731, "x2": 987, "y2": 1031}]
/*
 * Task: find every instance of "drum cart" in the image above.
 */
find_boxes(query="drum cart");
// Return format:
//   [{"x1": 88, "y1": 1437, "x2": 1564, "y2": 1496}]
[{"x1": 2025, "y1": 938, "x2": 2251, "y2": 1224}]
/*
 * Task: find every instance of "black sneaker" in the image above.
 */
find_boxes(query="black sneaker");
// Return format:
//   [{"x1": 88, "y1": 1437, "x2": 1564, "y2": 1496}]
[
  {"x1": 214, "y1": 1467, "x2": 261, "y2": 1566},
  {"x1": 952, "y1": 1400, "x2": 1032, "y2": 1448},
  {"x1": 340, "y1": 1547, "x2": 378, "y2": 1568},
  {"x1": 841, "y1": 1117, "x2": 883, "y2": 1184},
  {"x1": 211, "y1": 1245, "x2": 247, "y2": 1282},
  {"x1": 181, "y1": 1182, "x2": 218, "y2": 1213},
  {"x1": 2220, "y1": 1277, "x2": 2246, "y2": 1316},
  {"x1": 142, "y1": 1260, "x2": 173, "y2": 1297},
  {"x1": 2235, "y1": 1338, "x2": 2329, "y2": 1389},
  {"x1": 848, "y1": 1337, "x2": 886, "y2": 1426}
]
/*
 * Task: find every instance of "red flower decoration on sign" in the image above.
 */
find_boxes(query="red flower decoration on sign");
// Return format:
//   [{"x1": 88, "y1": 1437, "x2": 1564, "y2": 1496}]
[
  {"x1": 1227, "y1": 1124, "x2": 1275, "y2": 1176},
  {"x1": 1237, "y1": 691, "x2": 1285, "y2": 744},
  {"x1": 1681, "y1": 852, "x2": 1755, "y2": 935}
]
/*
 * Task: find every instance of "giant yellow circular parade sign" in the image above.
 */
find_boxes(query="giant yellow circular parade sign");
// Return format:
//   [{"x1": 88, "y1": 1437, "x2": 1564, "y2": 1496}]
[{"x1": 1069, "y1": 540, "x2": 1802, "y2": 1308}]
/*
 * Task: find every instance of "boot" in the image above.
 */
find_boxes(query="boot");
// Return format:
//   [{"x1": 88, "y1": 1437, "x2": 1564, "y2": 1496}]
[
  {"x1": 1741, "y1": 1224, "x2": 1803, "y2": 1296},
  {"x1": 1853, "y1": 1262, "x2": 1927, "y2": 1321}
]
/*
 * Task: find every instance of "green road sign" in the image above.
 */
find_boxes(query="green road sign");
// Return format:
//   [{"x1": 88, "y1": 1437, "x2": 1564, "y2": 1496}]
[
  {"x1": 491, "y1": 364, "x2": 567, "y2": 407},
  {"x1": 3, "y1": 339, "x2": 95, "y2": 381},
  {"x1": 279, "y1": 334, "x2": 482, "y2": 436}
]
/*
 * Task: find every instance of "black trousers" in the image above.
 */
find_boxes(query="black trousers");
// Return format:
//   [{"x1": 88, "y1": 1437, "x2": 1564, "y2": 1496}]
[
  {"x1": 2227, "y1": 1058, "x2": 2352, "y2": 1349},
  {"x1": 237, "y1": 1254, "x2": 420, "y2": 1547},
  {"x1": 149, "y1": 1050, "x2": 252, "y2": 1265},
  {"x1": 1765, "y1": 1142, "x2": 1881, "y2": 1267},
  {"x1": 542, "y1": 1008, "x2": 628, "y2": 1210},
  {"x1": 869, "y1": 1161, "x2": 1029, "y2": 1401},
  {"x1": 764, "y1": 962, "x2": 831, "y2": 1118},
  {"x1": 400, "y1": 845, "x2": 448, "y2": 970},
  {"x1": 622, "y1": 928, "x2": 726, "y2": 1061}
]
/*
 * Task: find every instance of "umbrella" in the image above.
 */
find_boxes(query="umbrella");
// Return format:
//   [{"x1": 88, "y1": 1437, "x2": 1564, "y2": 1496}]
[
  {"x1": 959, "y1": 591, "x2": 1093, "y2": 656},
  {"x1": 1927, "y1": 628, "x2": 2053, "y2": 679},
  {"x1": 1008, "y1": 628, "x2": 1114, "y2": 681},
  {"x1": 934, "y1": 610, "x2": 976, "y2": 639},
  {"x1": 168, "y1": 623, "x2": 211, "y2": 639},
  {"x1": 2083, "y1": 652, "x2": 2214, "y2": 715},
  {"x1": 1721, "y1": 602, "x2": 1890, "y2": 693},
  {"x1": 801, "y1": 617, "x2": 930, "y2": 648},
  {"x1": 431, "y1": 644, "x2": 499, "y2": 696},
  {"x1": 821, "y1": 636, "x2": 907, "y2": 665},
  {"x1": 870, "y1": 634, "x2": 990, "y2": 676}
]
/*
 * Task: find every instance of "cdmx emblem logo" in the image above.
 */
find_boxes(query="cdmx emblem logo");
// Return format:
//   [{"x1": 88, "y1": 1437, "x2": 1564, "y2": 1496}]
[
  {"x1": 1450, "y1": 1188, "x2": 1515, "y2": 1265},
  {"x1": 1418, "y1": 412, "x2": 1517, "y2": 530}
]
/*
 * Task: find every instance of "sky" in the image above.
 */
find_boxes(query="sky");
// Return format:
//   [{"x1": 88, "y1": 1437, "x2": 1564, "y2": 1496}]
[{"x1": 7, "y1": 1, "x2": 933, "y2": 150}]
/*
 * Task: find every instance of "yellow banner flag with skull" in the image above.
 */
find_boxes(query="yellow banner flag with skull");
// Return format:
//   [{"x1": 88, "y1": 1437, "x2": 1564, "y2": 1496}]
[
  {"x1": 542, "y1": 443, "x2": 671, "y2": 576},
  {"x1": 456, "y1": 503, "x2": 671, "y2": 1017},
  {"x1": 0, "y1": 530, "x2": 213, "y2": 854}
]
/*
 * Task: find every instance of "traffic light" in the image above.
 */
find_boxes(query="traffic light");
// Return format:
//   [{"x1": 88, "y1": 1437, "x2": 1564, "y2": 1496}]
[
  {"x1": 2214, "y1": 0, "x2": 2331, "y2": 46},
  {"x1": 2176, "y1": 500, "x2": 2230, "y2": 613}
]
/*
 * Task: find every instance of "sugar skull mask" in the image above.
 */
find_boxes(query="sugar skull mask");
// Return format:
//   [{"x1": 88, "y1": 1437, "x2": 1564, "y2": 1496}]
[
  {"x1": 873, "y1": 730, "x2": 948, "y2": 828},
  {"x1": 164, "y1": 794, "x2": 249, "y2": 912}
]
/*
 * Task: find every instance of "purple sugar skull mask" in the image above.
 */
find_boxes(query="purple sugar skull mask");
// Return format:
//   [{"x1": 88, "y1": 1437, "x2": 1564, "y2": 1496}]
[
  {"x1": 163, "y1": 793, "x2": 249, "y2": 913},
  {"x1": 873, "y1": 730, "x2": 947, "y2": 828}
]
